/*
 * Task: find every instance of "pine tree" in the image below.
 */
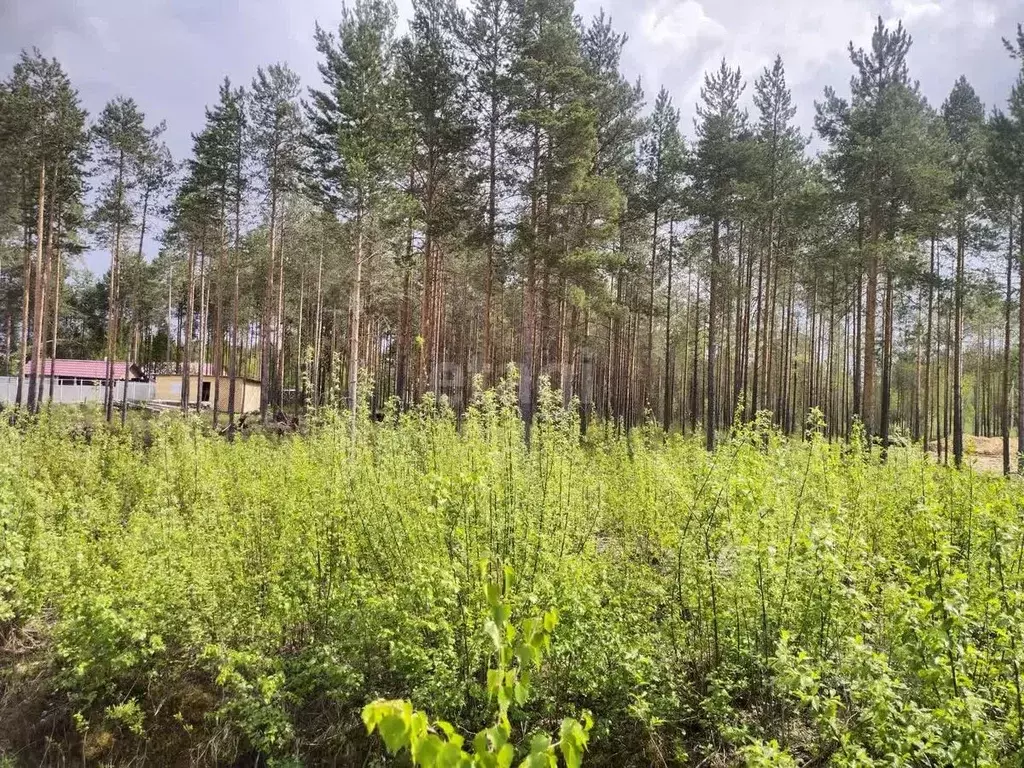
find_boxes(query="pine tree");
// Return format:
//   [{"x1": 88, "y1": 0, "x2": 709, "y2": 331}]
[
  {"x1": 639, "y1": 87, "x2": 684, "y2": 429},
  {"x1": 92, "y1": 96, "x2": 163, "y2": 420},
  {"x1": 308, "y1": 0, "x2": 403, "y2": 438},
  {"x1": 4, "y1": 51, "x2": 88, "y2": 411},
  {"x1": 751, "y1": 56, "x2": 803, "y2": 418},
  {"x1": 997, "y1": 24, "x2": 1024, "y2": 469},
  {"x1": 942, "y1": 77, "x2": 985, "y2": 468},
  {"x1": 578, "y1": 11, "x2": 638, "y2": 419},
  {"x1": 250, "y1": 65, "x2": 301, "y2": 419},
  {"x1": 463, "y1": 0, "x2": 520, "y2": 388},
  {"x1": 817, "y1": 18, "x2": 941, "y2": 452},
  {"x1": 691, "y1": 59, "x2": 747, "y2": 450},
  {"x1": 511, "y1": 0, "x2": 592, "y2": 434},
  {"x1": 398, "y1": 0, "x2": 475, "y2": 398}
]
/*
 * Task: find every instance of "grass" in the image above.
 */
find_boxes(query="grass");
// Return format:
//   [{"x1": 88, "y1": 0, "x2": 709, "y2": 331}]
[{"x1": 0, "y1": 396, "x2": 1023, "y2": 766}]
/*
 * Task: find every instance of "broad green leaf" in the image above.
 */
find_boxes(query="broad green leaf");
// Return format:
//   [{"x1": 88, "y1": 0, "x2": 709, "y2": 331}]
[
  {"x1": 378, "y1": 713, "x2": 409, "y2": 755},
  {"x1": 485, "y1": 619, "x2": 503, "y2": 651},
  {"x1": 544, "y1": 609, "x2": 558, "y2": 632}
]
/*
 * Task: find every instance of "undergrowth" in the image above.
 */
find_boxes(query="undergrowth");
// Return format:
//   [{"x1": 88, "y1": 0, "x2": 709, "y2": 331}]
[{"x1": 0, "y1": 388, "x2": 1023, "y2": 766}]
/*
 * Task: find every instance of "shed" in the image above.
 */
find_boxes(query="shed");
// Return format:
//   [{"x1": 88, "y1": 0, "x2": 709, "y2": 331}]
[{"x1": 153, "y1": 366, "x2": 261, "y2": 414}]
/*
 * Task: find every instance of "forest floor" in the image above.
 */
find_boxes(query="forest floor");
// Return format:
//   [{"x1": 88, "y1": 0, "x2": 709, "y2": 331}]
[{"x1": 923, "y1": 434, "x2": 1016, "y2": 474}]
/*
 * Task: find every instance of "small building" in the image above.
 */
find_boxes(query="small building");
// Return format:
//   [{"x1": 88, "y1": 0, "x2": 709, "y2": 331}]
[{"x1": 151, "y1": 363, "x2": 261, "y2": 414}]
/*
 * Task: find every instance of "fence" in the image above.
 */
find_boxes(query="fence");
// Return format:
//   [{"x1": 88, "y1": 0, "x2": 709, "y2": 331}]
[{"x1": 0, "y1": 377, "x2": 156, "y2": 405}]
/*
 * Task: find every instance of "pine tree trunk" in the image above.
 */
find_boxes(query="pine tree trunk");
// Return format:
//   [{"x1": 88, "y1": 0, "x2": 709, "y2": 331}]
[
  {"x1": 196, "y1": 245, "x2": 208, "y2": 413},
  {"x1": 691, "y1": 277, "x2": 701, "y2": 434},
  {"x1": 212, "y1": 209, "x2": 224, "y2": 428},
  {"x1": 647, "y1": 206, "x2": 659, "y2": 413},
  {"x1": 663, "y1": 222, "x2": 674, "y2": 433},
  {"x1": 28, "y1": 167, "x2": 51, "y2": 413},
  {"x1": 229, "y1": 267, "x2": 239, "y2": 423},
  {"x1": 105, "y1": 151, "x2": 125, "y2": 422},
  {"x1": 48, "y1": 252, "x2": 61, "y2": 404},
  {"x1": 313, "y1": 232, "x2": 325, "y2": 409},
  {"x1": 1004, "y1": 215, "x2": 1013, "y2": 475},
  {"x1": 862, "y1": 215, "x2": 878, "y2": 439},
  {"x1": 706, "y1": 218, "x2": 720, "y2": 451},
  {"x1": 880, "y1": 266, "x2": 894, "y2": 459},
  {"x1": 349, "y1": 208, "x2": 364, "y2": 441},
  {"x1": 181, "y1": 244, "x2": 196, "y2": 413},
  {"x1": 275, "y1": 205, "x2": 287, "y2": 413},
  {"x1": 520, "y1": 122, "x2": 541, "y2": 441},
  {"x1": 924, "y1": 236, "x2": 935, "y2": 454},
  {"x1": 483, "y1": 83, "x2": 498, "y2": 388},
  {"x1": 953, "y1": 220, "x2": 965, "y2": 467},
  {"x1": 19, "y1": 166, "x2": 44, "y2": 409},
  {"x1": 260, "y1": 185, "x2": 278, "y2": 422},
  {"x1": 1018, "y1": 198, "x2": 1024, "y2": 471}
]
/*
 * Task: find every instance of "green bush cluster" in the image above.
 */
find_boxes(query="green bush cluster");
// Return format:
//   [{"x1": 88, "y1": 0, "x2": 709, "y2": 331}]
[{"x1": 0, "y1": 398, "x2": 1023, "y2": 765}]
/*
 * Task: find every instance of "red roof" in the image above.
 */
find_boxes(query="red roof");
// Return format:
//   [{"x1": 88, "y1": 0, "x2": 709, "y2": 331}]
[{"x1": 27, "y1": 359, "x2": 138, "y2": 380}]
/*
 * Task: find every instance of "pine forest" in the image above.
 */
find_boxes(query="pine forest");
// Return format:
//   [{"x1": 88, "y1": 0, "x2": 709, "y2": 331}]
[{"x1": 3, "y1": 2, "x2": 1024, "y2": 766}]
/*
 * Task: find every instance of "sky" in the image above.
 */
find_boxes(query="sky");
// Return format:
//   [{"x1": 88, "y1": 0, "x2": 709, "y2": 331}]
[{"x1": 1, "y1": 0, "x2": 1022, "y2": 271}]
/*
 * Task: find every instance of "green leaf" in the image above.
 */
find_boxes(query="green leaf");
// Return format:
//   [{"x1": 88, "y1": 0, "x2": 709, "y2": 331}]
[
  {"x1": 362, "y1": 701, "x2": 382, "y2": 733},
  {"x1": 473, "y1": 730, "x2": 489, "y2": 755},
  {"x1": 487, "y1": 668, "x2": 502, "y2": 696},
  {"x1": 378, "y1": 713, "x2": 409, "y2": 755},
  {"x1": 529, "y1": 733, "x2": 551, "y2": 754},
  {"x1": 412, "y1": 732, "x2": 444, "y2": 765},
  {"x1": 437, "y1": 741, "x2": 469, "y2": 767},
  {"x1": 514, "y1": 680, "x2": 529, "y2": 705},
  {"x1": 515, "y1": 643, "x2": 538, "y2": 669},
  {"x1": 559, "y1": 718, "x2": 589, "y2": 768},
  {"x1": 484, "y1": 582, "x2": 501, "y2": 608},
  {"x1": 492, "y1": 602, "x2": 511, "y2": 627},
  {"x1": 543, "y1": 609, "x2": 558, "y2": 632},
  {"x1": 485, "y1": 619, "x2": 503, "y2": 651}
]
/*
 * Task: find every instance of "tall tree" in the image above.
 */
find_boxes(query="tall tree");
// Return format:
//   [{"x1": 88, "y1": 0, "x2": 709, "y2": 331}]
[
  {"x1": 691, "y1": 59, "x2": 747, "y2": 450},
  {"x1": 817, "y1": 18, "x2": 941, "y2": 451},
  {"x1": 4, "y1": 51, "x2": 87, "y2": 411},
  {"x1": 639, "y1": 87, "x2": 684, "y2": 430},
  {"x1": 308, "y1": 0, "x2": 403, "y2": 439},
  {"x1": 464, "y1": 0, "x2": 520, "y2": 389},
  {"x1": 399, "y1": 0, "x2": 475, "y2": 398},
  {"x1": 942, "y1": 77, "x2": 985, "y2": 468},
  {"x1": 511, "y1": 0, "x2": 602, "y2": 435},
  {"x1": 250, "y1": 65, "x2": 301, "y2": 419},
  {"x1": 91, "y1": 96, "x2": 160, "y2": 420},
  {"x1": 998, "y1": 24, "x2": 1024, "y2": 468},
  {"x1": 752, "y1": 56, "x2": 804, "y2": 418}
]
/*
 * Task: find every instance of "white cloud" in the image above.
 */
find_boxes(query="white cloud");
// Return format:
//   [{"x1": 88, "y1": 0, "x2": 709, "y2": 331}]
[
  {"x1": 890, "y1": 0, "x2": 944, "y2": 23},
  {"x1": 971, "y1": 1, "x2": 997, "y2": 28},
  {"x1": 640, "y1": 0, "x2": 727, "y2": 49}
]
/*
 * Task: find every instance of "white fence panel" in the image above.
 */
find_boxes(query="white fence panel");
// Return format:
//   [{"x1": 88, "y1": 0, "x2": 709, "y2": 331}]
[{"x1": 0, "y1": 377, "x2": 155, "y2": 405}]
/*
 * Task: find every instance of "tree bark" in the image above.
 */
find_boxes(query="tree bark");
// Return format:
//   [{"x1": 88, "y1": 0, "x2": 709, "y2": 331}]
[
  {"x1": 1004, "y1": 213, "x2": 1013, "y2": 475},
  {"x1": 706, "y1": 218, "x2": 720, "y2": 451},
  {"x1": 663, "y1": 221, "x2": 674, "y2": 433},
  {"x1": 953, "y1": 218, "x2": 965, "y2": 468},
  {"x1": 104, "y1": 149, "x2": 126, "y2": 422}
]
